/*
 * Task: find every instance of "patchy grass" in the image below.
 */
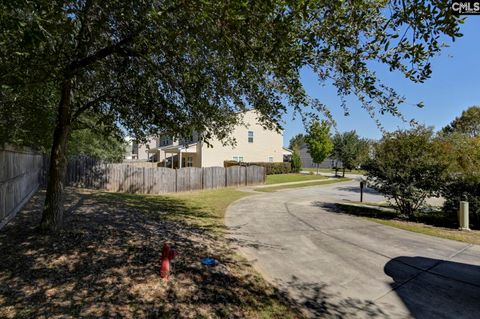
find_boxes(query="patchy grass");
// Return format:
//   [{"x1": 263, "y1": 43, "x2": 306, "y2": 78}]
[
  {"x1": 335, "y1": 202, "x2": 480, "y2": 246},
  {"x1": 303, "y1": 168, "x2": 366, "y2": 175},
  {"x1": 0, "y1": 188, "x2": 301, "y2": 318},
  {"x1": 99, "y1": 188, "x2": 250, "y2": 234},
  {"x1": 365, "y1": 218, "x2": 480, "y2": 246},
  {"x1": 256, "y1": 178, "x2": 351, "y2": 192},
  {"x1": 265, "y1": 173, "x2": 326, "y2": 185}
]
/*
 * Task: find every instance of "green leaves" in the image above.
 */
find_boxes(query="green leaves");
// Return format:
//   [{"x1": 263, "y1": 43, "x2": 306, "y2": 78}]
[
  {"x1": 441, "y1": 106, "x2": 480, "y2": 138},
  {"x1": 0, "y1": 0, "x2": 464, "y2": 148},
  {"x1": 332, "y1": 131, "x2": 369, "y2": 171},
  {"x1": 365, "y1": 126, "x2": 450, "y2": 217},
  {"x1": 304, "y1": 120, "x2": 333, "y2": 164}
]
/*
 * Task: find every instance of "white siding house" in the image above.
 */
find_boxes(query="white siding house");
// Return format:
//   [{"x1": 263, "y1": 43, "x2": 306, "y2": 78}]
[{"x1": 126, "y1": 110, "x2": 285, "y2": 168}]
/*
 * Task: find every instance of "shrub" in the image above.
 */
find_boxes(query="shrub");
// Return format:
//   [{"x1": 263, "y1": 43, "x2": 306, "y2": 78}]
[
  {"x1": 442, "y1": 176, "x2": 480, "y2": 229},
  {"x1": 365, "y1": 126, "x2": 449, "y2": 218},
  {"x1": 290, "y1": 148, "x2": 302, "y2": 173},
  {"x1": 223, "y1": 160, "x2": 291, "y2": 175},
  {"x1": 439, "y1": 136, "x2": 480, "y2": 229}
]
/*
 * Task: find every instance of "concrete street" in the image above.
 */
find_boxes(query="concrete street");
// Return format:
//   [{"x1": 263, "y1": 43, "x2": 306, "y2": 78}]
[{"x1": 226, "y1": 179, "x2": 480, "y2": 318}]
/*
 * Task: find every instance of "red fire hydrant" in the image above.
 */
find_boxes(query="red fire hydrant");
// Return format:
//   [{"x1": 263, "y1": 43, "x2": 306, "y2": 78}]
[{"x1": 160, "y1": 243, "x2": 176, "y2": 279}]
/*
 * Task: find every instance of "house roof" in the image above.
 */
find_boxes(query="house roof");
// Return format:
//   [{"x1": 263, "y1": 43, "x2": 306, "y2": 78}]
[
  {"x1": 282, "y1": 147, "x2": 293, "y2": 155},
  {"x1": 155, "y1": 143, "x2": 198, "y2": 153}
]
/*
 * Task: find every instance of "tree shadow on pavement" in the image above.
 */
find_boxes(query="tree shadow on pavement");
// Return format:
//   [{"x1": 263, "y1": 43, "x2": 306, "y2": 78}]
[
  {"x1": 273, "y1": 276, "x2": 388, "y2": 318},
  {"x1": 335, "y1": 185, "x2": 381, "y2": 196}
]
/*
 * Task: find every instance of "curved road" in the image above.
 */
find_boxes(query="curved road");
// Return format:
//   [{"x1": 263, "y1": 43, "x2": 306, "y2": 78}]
[{"x1": 226, "y1": 180, "x2": 480, "y2": 318}]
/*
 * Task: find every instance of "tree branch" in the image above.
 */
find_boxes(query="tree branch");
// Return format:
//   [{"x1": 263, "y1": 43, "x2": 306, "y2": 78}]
[
  {"x1": 72, "y1": 93, "x2": 108, "y2": 121},
  {"x1": 68, "y1": 35, "x2": 137, "y2": 75}
]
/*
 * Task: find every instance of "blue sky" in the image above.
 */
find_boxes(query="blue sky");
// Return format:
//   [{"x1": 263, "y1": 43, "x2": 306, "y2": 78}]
[{"x1": 282, "y1": 17, "x2": 480, "y2": 146}]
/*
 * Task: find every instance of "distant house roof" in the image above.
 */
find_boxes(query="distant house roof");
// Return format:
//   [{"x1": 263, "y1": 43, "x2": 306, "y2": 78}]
[{"x1": 282, "y1": 147, "x2": 293, "y2": 155}]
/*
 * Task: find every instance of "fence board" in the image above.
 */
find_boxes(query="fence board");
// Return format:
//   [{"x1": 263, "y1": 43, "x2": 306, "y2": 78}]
[
  {"x1": 246, "y1": 165, "x2": 265, "y2": 185},
  {"x1": 176, "y1": 167, "x2": 203, "y2": 192},
  {"x1": 226, "y1": 166, "x2": 247, "y2": 187},
  {"x1": 0, "y1": 145, "x2": 43, "y2": 230},
  {"x1": 202, "y1": 167, "x2": 226, "y2": 189},
  {"x1": 59, "y1": 159, "x2": 265, "y2": 195}
]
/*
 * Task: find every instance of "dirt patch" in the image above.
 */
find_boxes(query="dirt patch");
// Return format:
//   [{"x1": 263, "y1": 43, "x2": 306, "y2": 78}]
[{"x1": 0, "y1": 188, "x2": 298, "y2": 318}]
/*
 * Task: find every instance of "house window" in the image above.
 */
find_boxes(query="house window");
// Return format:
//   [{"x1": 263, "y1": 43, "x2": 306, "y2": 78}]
[
  {"x1": 132, "y1": 142, "x2": 138, "y2": 154},
  {"x1": 186, "y1": 156, "x2": 193, "y2": 167},
  {"x1": 233, "y1": 156, "x2": 244, "y2": 162},
  {"x1": 248, "y1": 131, "x2": 254, "y2": 143},
  {"x1": 268, "y1": 156, "x2": 273, "y2": 162},
  {"x1": 160, "y1": 135, "x2": 173, "y2": 146}
]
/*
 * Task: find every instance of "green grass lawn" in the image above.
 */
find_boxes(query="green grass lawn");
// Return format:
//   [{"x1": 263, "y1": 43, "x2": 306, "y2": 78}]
[
  {"x1": 303, "y1": 167, "x2": 366, "y2": 175},
  {"x1": 366, "y1": 218, "x2": 480, "y2": 246},
  {"x1": 265, "y1": 173, "x2": 326, "y2": 184},
  {"x1": 336, "y1": 202, "x2": 480, "y2": 245},
  {"x1": 100, "y1": 188, "x2": 251, "y2": 234},
  {"x1": 257, "y1": 178, "x2": 351, "y2": 192}
]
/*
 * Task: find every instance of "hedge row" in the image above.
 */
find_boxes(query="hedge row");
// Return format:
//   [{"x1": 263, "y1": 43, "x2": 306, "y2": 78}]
[{"x1": 224, "y1": 161, "x2": 291, "y2": 175}]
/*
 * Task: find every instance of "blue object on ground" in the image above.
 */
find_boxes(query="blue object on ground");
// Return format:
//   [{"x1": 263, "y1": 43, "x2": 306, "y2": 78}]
[{"x1": 201, "y1": 257, "x2": 218, "y2": 266}]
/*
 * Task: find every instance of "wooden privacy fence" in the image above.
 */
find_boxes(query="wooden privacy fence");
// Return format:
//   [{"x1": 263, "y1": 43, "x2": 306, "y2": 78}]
[
  {"x1": 63, "y1": 158, "x2": 265, "y2": 194},
  {"x1": 0, "y1": 145, "x2": 43, "y2": 229}
]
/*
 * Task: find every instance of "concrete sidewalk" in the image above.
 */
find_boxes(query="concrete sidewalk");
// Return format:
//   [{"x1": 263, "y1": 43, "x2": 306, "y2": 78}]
[{"x1": 226, "y1": 180, "x2": 480, "y2": 318}]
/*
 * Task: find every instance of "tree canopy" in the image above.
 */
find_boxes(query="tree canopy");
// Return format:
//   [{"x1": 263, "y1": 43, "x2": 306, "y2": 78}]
[
  {"x1": 0, "y1": 0, "x2": 463, "y2": 231},
  {"x1": 332, "y1": 131, "x2": 368, "y2": 176},
  {"x1": 304, "y1": 120, "x2": 333, "y2": 165},
  {"x1": 441, "y1": 106, "x2": 480, "y2": 138},
  {"x1": 288, "y1": 134, "x2": 305, "y2": 151}
]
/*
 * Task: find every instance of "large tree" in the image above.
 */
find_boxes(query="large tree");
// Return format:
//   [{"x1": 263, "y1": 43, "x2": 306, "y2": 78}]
[
  {"x1": 0, "y1": 1, "x2": 462, "y2": 231},
  {"x1": 304, "y1": 120, "x2": 333, "y2": 171},
  {"x1": 332, "y1": 131, "x2": 368, "y2": 177},
  {"x1": 441, "y1": 106, "x2": 480, "y2": 138}
]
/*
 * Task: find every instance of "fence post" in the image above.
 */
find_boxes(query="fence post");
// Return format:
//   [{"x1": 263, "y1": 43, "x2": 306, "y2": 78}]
[
  {"x1": 459, "y1": 201, "x2": 470, "y2": 231},
  {"x1": 245, "y1": 166, "x2": 248, "y2": 186},
  {"x1": 224, "y1": 167, "x2": 227, "y2": 187},
  {"x1": 175, "y1": 169, "x2": 178, "y2": 193}
]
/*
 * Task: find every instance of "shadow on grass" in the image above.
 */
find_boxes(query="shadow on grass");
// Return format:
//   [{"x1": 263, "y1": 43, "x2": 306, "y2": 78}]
[
  {"x1": 316, "y1": 201, "x2": 461, "y2": 230},
  {"x1": 0, "y1": 189, "x2": 297, "y2": 318}
]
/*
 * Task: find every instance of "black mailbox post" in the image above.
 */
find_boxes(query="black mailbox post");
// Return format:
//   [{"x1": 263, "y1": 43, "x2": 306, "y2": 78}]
[{"x1": 360, "y1": 181, "x2": 365, "y2": 202}]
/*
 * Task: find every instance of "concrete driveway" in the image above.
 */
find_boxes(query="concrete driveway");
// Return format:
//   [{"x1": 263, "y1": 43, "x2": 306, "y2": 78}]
[{"x1": 226, "y1": 180, "x2": 480, "y2": 318}]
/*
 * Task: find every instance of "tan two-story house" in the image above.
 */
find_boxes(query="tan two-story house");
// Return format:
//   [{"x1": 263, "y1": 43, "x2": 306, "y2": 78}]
[{"x1": 126, "y1": 110, "x2": 288, "y2": 168}]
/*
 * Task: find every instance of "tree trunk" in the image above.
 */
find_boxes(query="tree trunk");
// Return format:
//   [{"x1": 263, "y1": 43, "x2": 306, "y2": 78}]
[
  {"x1": 342, "y1": 168, "x2": 345, "y2": 177},
  {"x1": 40, "y1": 79, "x2": 73, "y2": 232}
]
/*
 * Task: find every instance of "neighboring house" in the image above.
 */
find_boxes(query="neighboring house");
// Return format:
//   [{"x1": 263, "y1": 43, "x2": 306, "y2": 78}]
[
  {"x1": 124, "y1": 136, "x2": 158, "y2": 161},
  {"x1": 298, "y1": 143, "x2": 339, "y2": 168},
  {"x1": 126, "y1": 110, "x2": 285, "y2": 167},
  {"x1": 282, "y1": 147, "x2": 293, "y2": 162}
]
